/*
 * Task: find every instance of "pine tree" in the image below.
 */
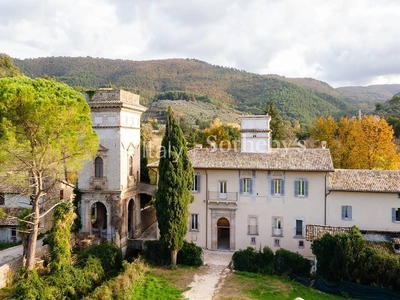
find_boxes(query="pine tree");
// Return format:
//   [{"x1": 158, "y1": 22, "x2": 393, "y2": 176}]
[
  {"x1": 0, "y1": 76, "x2": 98, "y2": 269},
  {"x1": 263, "y1": 101, "x2": 286, "y2": 146},
  {"x1": 154, "y1": 107, "x2": 194, "y2": 265}
]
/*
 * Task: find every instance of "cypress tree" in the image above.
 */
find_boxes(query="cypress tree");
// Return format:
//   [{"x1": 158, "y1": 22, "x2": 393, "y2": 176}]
[
  {"x1": 263, "y1": 101, "x2": 286, "y2": 146},
  {"x1": 154, "y1": 107, "x2": 194, "y2": 266}
]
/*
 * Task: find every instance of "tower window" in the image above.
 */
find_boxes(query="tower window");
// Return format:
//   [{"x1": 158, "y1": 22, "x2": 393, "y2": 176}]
[{"x1": 95, "y1": 157, "x2": 104, "y2": 178}]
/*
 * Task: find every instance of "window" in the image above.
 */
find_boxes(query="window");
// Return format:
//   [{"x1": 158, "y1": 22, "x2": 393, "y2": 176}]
[
  {"x1": 298, "y1": 240, "x2": 304, "y2": 248},
  {"x1": 192, "y1": 174, "x2": 201, "y2": 192},
  {"x1": 392, "y1": 208, "x2": 400, "y2": 222},
  {"x1": 95, "y1": 157, "x2": 104, "y2": 178},
  {"x1": 219, "y1": 181, "x2": 227, "y2": 199},
  {"x1": 240, "y1": 178, "x2": 253, "y2": 194},
  {"x1": 294, "y1": 178, "x2": 308, "y2": 197},
  {"x1": 272, "y1": 217, "x2": 283, "y2": 236},
  {"x1": 190, "y1": 214, "x2": 199, "y2": 231},
  {"x1": 0, "y1": 193, "x2": 4, "y2": 205},
  {"x1": 271, "y1": 179, "x2": 285, "y2": 196},
  {"x1": 248, "y1": 216, "x2": 258, "y2": 235},
  {"x1": 11, "y1": 228, "x2": 17, "y2": 238},
  {"x1": 129, "y1": 156, "x2": 134, "y2": 176},
  {"x1": 107, "y1": 116, "x2": 116, "y2": 124},
  {"x1": 59, "y1": 189, "x2": 64, "y2": 200},
  {"x1": 342, "y1": 205, "x2": 352, "y2": 220},
  {"x1": 250, "y1": 237, "x2": 256, "y2": 245},
  {"x1": 274, "y1": 239, "x2": 280, "y2": 247},
  {"x1": 94, "y1": 116, "x2": 103, "y2": 124},
  {"x1": 294, "y1": 219, "x2": 305, "y2": 237}
]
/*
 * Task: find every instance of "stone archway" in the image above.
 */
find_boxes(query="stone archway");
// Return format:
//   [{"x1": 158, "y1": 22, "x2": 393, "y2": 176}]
[
  {"x1": 127, "y1": 198, "x2": 135, "y2": 238},
  {"x1": 217, "y1": 217, "x2": 230, "y2": 250},
  {"x1": 91, "y1": 201, "x2": 107, "y2": 239}
]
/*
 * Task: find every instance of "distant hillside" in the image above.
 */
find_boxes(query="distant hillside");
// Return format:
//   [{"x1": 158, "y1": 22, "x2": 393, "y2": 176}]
[
  {"x1": 266, "y1": 75, "x2": 400, "y2": 112},
  {"x1": 144, "y1": 99, "x2": 242, "y2": 126},
  {"x1": 336, "y1": 84, "x2": 400, "y2": 111},
  {"x1": 15, "y1": 57, "x2": 358, "y2": 124}
]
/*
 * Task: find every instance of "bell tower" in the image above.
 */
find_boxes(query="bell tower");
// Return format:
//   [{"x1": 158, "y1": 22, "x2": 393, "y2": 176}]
[{"x1": 78, "y1": 88, "x2": 147, "y2": 251}]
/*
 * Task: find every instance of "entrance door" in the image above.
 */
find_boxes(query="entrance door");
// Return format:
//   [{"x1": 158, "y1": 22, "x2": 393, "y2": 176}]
[{"x1": 217, "y1": 217, "x2": 230, "y2": 250}]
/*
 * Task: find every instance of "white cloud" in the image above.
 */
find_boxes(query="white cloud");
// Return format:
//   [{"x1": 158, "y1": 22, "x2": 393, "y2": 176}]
[{"x1": 1, "y1": 0, "x2": 399, "y2": 87}]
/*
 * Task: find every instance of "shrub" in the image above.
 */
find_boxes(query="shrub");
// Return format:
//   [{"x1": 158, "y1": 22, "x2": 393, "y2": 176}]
[
  {"x1": 232, "y1": 246, "x2": 274, "y2": 274},
  {"x1": 274, "y1": 248, "x2": 311, "y2": 277},
  {"x1": 84, "y1": 259, "x2": 148, "y2": 300},
  {"x1": 78, "y1": 242, "x2": 123, "y2": 274},
  {"x1": 143, "y1": 240, "x2": 170, "y2": 265},
  {"x1": 143, "y1": 240, "x2": 203, "y2": 266},
  {"x1": 311, "y1": 226, "x2": 400, "y2": 291},
  {"x1": 13, "y1": 269, "x2": 51, "y2": 300},
  {"x1": 177, "y1": 241, "x2": 203, "y2": 266},
  {"x1": 44, "y1": 256, "x2": 105, "y2": 299},
  {"x1": 232, "y1": 247, "x2": 258, "y2": 273}
]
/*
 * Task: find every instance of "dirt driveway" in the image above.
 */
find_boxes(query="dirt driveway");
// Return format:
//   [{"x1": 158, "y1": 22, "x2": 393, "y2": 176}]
[{"x1": 182, "y1": 250, "x2": 233, "y2": 300}]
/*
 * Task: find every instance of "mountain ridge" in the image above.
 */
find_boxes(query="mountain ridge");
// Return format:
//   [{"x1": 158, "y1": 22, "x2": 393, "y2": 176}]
[{"x1": 13, "y1": 56, "x2": 400, "y2": 124}]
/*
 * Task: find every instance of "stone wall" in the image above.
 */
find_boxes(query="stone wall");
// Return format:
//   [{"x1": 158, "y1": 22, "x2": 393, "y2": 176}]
[
  {"x1": 0, "y1": 244, "x2": 50, "y2": 289},
  {"x1": 141, "y1": 205, "x2": 156, "y2": 233}
]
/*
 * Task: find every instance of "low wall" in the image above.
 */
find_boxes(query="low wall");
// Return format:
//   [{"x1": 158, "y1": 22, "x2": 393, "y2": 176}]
[
  {"x1": 141, "y1": 206, "x2": 156, "y2": 233},
  {"x1": 0, "y1": 244, "x2": 50, "y2": 288}
]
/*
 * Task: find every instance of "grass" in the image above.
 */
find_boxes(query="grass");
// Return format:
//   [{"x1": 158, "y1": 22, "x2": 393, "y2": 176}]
[
  {"x1": 214, "y1": 271, "x2": 350, "y2": 300},
  {"x1": 136, "y1": 266, "x2": 350, "y2": 300},
  {"x1": 0, "y1": 241, "x2": 22, "y2": 251},
  {"x1": 130, "y1": 274, "x2": 184, "y2": 300}
]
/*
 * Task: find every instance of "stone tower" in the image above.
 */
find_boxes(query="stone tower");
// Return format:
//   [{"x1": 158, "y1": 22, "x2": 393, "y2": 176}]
[{"x1": 78, "y1": 88, "x2": 147, "y2": 251}]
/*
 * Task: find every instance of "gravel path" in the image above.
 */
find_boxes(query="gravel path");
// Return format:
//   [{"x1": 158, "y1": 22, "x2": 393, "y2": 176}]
[{"x1": 182, "y1": 250, "x2": 233, "y2": 300}]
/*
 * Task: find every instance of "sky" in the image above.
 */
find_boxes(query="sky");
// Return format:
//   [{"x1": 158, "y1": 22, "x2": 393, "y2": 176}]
[{"x1": 1, "y1": 0, "x2": 400, "y2": 88}]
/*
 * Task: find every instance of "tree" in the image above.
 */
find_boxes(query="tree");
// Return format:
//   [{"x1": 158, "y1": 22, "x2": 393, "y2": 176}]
[
  {"x1": 0, "y1": 76, "x2": 98, "y2": 270},
  {"x1": 154, "y1": 107, "x2": 194, "y2": 266},
  {"x1": 262, "y1": 101, "x2": 286, "y2": 146},
  {"x1": 0, "y1": 54, "x2": 20, "y2": 78},
  {"x1": 310, "y1": 115, "x2": 400, "y2": 169},
  {"x1": 47, "y1": 201, "x2": 76, "y2": 273},
  {"x1": 310, "y1": 116, "x2": 339, "y2": 164}
]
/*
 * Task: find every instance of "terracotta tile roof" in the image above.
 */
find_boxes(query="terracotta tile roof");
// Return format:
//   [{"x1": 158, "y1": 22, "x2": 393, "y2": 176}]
[
  {"x1": 306, "y1": 224, "x2": 351, "y2": 241},
  {"x1": 329, "y1": 169, "x2": 400, "y2": 192},
  {"x1": 149, "y1": 148, "x2": 334, "y2": 171},
  {"x1": 0, "y1": 207, "x2": 25, "y2": 226}
]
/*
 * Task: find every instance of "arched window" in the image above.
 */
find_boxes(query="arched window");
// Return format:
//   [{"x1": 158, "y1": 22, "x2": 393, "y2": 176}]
[
  {"x1": 95, "y1": 157, "x2": 104, "y2": 178},
  {"x1": 129, "y1": 155, "x2": 134, "y2": 176}
]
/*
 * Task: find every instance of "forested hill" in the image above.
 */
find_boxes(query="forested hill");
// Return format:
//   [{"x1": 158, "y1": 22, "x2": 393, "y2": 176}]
[{"x1": 14, "y1": 56, "x2": 357, "y2": 124}]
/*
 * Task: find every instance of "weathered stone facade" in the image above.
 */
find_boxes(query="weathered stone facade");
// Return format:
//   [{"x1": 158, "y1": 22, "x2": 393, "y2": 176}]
[{"x1": 78, "y1": 89, "x2": 147, "y2": 252}]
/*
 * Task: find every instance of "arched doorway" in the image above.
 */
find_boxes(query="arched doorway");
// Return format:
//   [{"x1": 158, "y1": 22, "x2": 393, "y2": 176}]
[
  {"x1": 217, "y1": 217, "x2": 230, "y2": 250},
  {"x1": 91, "y1": 202, "x2": 107, "y2": 239},
  {"x1": 127, "y1": 198, "x2": 135, "y2": 238}
]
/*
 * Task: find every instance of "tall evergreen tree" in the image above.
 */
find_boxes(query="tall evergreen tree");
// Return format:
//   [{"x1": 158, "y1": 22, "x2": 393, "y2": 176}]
[
  {"x1": 263, "y1": 101, "x2": 286, "y2": 146},
  {"x1": 154, "y1": 107, "x2": 194, "y2": 266}
]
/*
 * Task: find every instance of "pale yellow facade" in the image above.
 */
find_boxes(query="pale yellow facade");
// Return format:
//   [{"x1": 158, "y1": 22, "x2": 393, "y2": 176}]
[
  {"x1": 186, "y1": 168, "x2": 328, "y2": 258},
  {"x1": 327, "y1": 191, "x2": 400, "y2": 231}
]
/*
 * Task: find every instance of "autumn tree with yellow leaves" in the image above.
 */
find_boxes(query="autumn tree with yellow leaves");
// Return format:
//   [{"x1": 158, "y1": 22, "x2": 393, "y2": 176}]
[{"x1": 310, "y1": 115, "x2": 400, "y2": 170}]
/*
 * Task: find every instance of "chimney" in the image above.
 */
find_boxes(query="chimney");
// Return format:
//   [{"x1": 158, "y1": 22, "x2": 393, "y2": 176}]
[
  {"x1": 321, "y1": 141, "x2": 327, "y2": 149},
  {"x1": 240, "y1": 115, "x2": 271, "y2": 153}
]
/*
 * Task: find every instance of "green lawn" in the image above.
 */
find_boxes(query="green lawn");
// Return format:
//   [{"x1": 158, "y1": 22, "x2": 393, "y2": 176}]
[
  {"x1": 133, "y1": 266, "x2": 350, "y2": 300},
  {"x1": 217, "y1": 271, "x2": 350, "y2": 300},
  {"x1": 130, "y1": 273, "x2": 184, "y2": 300}
]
